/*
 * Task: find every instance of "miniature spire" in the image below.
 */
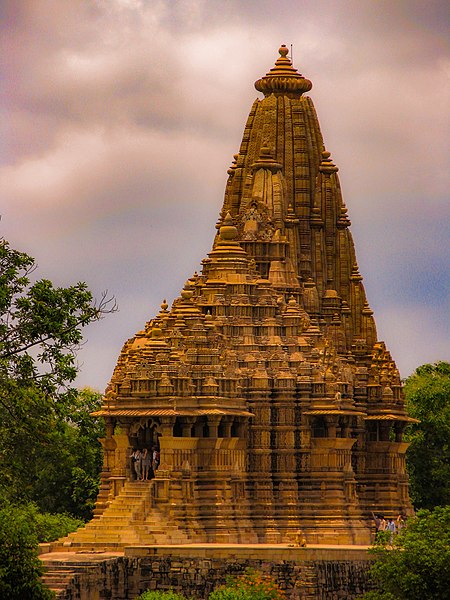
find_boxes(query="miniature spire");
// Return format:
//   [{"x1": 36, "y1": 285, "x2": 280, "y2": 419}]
[
  {"x1": 337, "y1": 200, "x2": 351, "y2": 228},
  {"x1": 218, "y1": 212, "x2": 239, "y2": 244},
  {"x1": 227, "y1": 154, "x2": 239, "y2": 176},
  {"x1": 350, "y1": 263, "x2": 363, "y2": 282},
  {"x1": 319, "y1": 150, "x2": 338, "y2": 174},
  {"x1": 251, "y1": 142, "x2": 282, "y2": 173}
]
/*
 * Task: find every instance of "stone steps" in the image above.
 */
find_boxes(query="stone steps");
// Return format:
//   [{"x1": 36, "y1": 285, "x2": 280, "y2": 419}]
[
  {"x1": 57, "y1": 481, "x2": 153, "y2": 548},
  {"x1": 53, "y1": 480, "x2": 195, "y2": 549},
  {"x1": 84, "y1": 516, "x2": 139, "y2": 525},
  {"x1": 41, "y1": 562, "x2": 96, "y2": 598},
  {"x1": 134, "y1": 506, "x2": 194, "y2": 544}
]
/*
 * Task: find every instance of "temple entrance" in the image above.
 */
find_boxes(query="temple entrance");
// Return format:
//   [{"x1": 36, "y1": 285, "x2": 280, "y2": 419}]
[
  {"x1": 128, "y1": 418, "x2": 161, "y2": 480},
  {"x1": 129, "y1": 418, "x2": 161, "y2": 451}
]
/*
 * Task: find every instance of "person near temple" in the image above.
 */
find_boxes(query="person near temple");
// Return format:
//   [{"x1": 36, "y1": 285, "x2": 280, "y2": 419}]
[
  {"x1": 396, "y1": 514, "x2": 405, "y2": 532},
  {"x1": 294, "y1": 529, "x2": 307, "y2": 547},
  {"x1": 371, "y1": 512, "x2": 381, "y2": 542},
  {"x1": 386, "y1": 518, "x2": 396, "y2": 543},
  {"x1": 130, "y1": 448, "x2": 142, "y2": 481},
  {"x1": 141, "y1": 448, "x2": 152, "y2": 480},
  {"x1": 152, "y1": 446, "x2": 160, "y2": 472},
  {"x1": 377, "y1": 516, "x2": 387, "y2": 540}
]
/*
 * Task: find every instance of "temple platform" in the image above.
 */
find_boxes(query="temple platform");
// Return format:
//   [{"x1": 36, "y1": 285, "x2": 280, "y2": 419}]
[{"x1": 40, "y1": 543, "x2": 374, "y2": 599}]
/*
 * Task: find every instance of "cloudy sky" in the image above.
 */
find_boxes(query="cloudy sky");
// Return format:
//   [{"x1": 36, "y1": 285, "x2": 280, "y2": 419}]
[{"x1": 1, "y1": 0, "x2": 448, "y2": 391}]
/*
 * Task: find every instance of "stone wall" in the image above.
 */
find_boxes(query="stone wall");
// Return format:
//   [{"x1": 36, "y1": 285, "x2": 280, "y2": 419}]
[{"x1": 49, "y1": 547, "x2": 374, "y2": 600}]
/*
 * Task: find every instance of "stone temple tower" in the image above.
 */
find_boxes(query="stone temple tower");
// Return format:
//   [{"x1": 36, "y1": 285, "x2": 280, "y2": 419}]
[{"x1": 66, "y1": 46, "x2": 415, "y2": 549}]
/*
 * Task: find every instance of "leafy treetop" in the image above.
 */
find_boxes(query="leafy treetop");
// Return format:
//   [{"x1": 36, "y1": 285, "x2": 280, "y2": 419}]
[
  {"x1": 0, "y1": 238, "x2": 116, "y2": 401},
  {"x1": 404, "y1": 361, "x2": 450, "y2": 509}
]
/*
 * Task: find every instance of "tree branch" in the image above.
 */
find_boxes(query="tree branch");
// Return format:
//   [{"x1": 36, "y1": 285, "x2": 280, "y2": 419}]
[{"x1": 0, "y1": 292, "x2": 117, "y2": 359}]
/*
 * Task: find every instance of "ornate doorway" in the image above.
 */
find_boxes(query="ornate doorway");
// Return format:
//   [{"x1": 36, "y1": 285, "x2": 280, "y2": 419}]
[{"x1": 130, "y1": 418, "x2": 161, "y2": 451}]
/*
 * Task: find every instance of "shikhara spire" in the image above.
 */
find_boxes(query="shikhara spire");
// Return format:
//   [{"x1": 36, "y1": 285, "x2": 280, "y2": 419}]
[{"x1": 59, "y1": 46, "x2": 415, "y2": 550}]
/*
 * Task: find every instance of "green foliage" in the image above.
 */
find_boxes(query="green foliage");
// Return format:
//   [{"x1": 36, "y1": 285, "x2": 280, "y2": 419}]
[
  {"x1": 0, "y1": 386, "x2": 105, "y2": 519},
  {"x1": 361, "y1": 592, "x2": 395, "y2": 600},
  {"x1": 0, "y1": 503, "x2": 54, "y2": 600},
  {"x1": 0, "y1": 239, "x2": 112, "y2": 394},
  {"x1": 0, "y1": 238, "x2": 115, "y2": 597},
  {"x1": 360, "y1": 506, "x2": 450, "y2": 600},
  {"x1": 404, "y1": 361, "x2": 450, "y2": 509},
  {"x1": 35, "y1": 511, "x2": 84, "y2": 543},
  {"x1": 28, "y1": 387, "x2": 105, "y2": 519},
  {"x1": 135, "y1": 591, "x2": 187, "y2": 600},
  {"x1": 134, "y1": 571, "x2": 286, "y2": 600},
  {"x1": 209, "y1": 569, "x2": 286, "y2": 600},
  {"x1": 0, "y1": 238, "x2": 114, "y2": 517}
]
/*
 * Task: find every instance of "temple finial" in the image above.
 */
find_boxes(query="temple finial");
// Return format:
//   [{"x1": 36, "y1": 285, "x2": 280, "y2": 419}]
[{"x1": 255, "y1": 44, "x2": 312, "y2": 98}]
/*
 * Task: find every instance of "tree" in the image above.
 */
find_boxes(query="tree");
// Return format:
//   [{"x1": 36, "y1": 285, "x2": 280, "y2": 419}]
[
  {"x1": 0, "y1": 503, "x2": 54, "y2": 600},
  {"x1": 361, "y1": 506, "x2": 450, "y2": 600},
  {"x1": 404, "y1": 361, "x2": 450, "y2": 509},
  {"x1": 0, "y1": 238, "x2": 116, "y2": 398},
  {"x1": 0, "y1": 238, "x2": 115, "y2": 510},
  {"x1": 25, "y1": 388, "x2": 106, "y2": 519}
]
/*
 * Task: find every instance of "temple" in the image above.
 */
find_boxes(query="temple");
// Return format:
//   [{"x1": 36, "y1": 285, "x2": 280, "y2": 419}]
[{"x1": 62, "y1": 46, "x2": 415, "y2": 548}]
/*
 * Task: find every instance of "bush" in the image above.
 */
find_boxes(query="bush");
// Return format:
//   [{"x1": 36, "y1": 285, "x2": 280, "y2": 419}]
[
  {"x1": 135, "y1": 592, "x2": 187, "y2": 600},
  {"x1": 209, "y1": 569, "x2": 286, "y2": 600},
  {"x1": 35, "y1": 511, "x2": 84, "y2": 543},
  {"x1": 0, "y1": 504, "x2": 54, "y2": 600},
  {"x1": 134, "y1": 572, "x2": 286, "y2": 600}
]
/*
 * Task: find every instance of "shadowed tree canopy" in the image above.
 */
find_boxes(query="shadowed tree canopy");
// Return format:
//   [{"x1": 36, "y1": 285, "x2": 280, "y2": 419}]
[{"x1": 404, "y1": 361, "x2": 450, "y2": 510}]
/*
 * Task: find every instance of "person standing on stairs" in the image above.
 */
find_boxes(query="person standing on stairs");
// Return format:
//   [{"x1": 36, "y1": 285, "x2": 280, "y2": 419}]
[
  {"x1": 130, "y1": 448, "x2": 142, "y2": 481},
  {"x1": 152, "y1": 446, "x2": 160, "y2": 473},
  {"x1": 141, "y1": 447, "x2": 152, "y2": 480}
]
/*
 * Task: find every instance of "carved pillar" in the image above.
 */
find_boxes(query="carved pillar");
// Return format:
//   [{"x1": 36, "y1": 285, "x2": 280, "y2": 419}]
[
  {"x1": 94, "y1": 418, "x2": 117, "y2": 515},
  {"x1": 158, "y1": 416, "x2": 176, "y2": 470},
  {"x1": 160, "y1": 416, "x2": 176, "y2": 437},
  {"x1": 194, "y1": 419, "x2": 204, "y2": 438},
  {"x1": 181, "y1": 416, "x2": 196, "y2": 437},
  {"x1": 326, "y1": 416, "x2": 339, "y2": 438},
  {"x1": 207, "y1": 415, "x2": 222, "y2": 438},
  {"x1": 361, "y1": 439, "x2": 413, "y2": 517},
  {"x1": 221, "y1": 416, "x2": 233, "y2": 437}
]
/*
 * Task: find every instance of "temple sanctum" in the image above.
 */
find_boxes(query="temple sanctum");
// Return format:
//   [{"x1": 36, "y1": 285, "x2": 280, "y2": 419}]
[{"x1": 63, "y1": 46, "x2": 415, "y2": 549}]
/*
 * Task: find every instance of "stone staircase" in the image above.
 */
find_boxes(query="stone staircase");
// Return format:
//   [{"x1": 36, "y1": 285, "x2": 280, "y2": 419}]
[
  {"x1": 41, "y1": 560, "x2": 100, "y2": 599},
  {"x1": 54, "y1": 480, "x2": 192, "y2": 550},
  {"x1": 134, "y1": 505, "x2": 193, "y2": 545},
  {"x1": 41, "y1": 563, "x2": 76, "y2": 598}
]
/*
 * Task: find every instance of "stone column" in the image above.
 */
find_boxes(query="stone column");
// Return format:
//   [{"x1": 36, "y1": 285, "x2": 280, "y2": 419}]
[
  {"x1": 158, "y1": 416, "x2": 176, "y2": 470},
  {"x1": 181, "y1": 417, "x2": 196, "y2": 437},
  {"x1": 207, "y1": 416, "x2": 222, "y2": 438}
]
